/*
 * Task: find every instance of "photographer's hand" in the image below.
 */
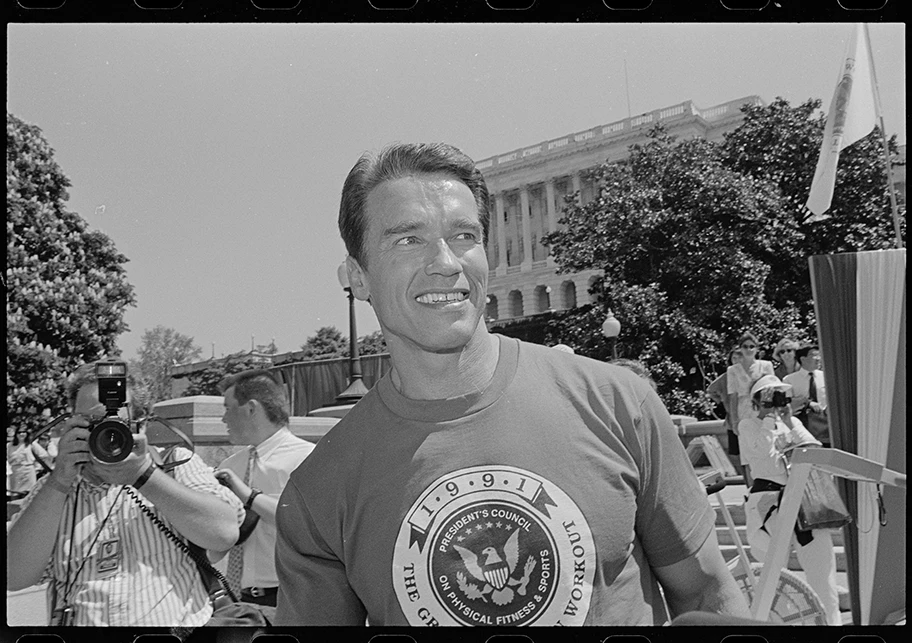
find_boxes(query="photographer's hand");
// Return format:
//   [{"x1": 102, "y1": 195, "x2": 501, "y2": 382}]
[
  {"x1": 214, "y1": 468, "x2": 250, "y2": 501},
  {"x1": 50, "y1": 417, "x2": 92, "y2": 490},
  {"x1": 777, "y1": 404, "x2": 796, "y2": 429}
]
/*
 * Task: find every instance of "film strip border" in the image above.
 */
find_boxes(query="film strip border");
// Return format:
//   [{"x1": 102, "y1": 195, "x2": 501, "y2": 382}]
[{"x1": 8, "y1": 0, "x2": 906, "y2": 22}]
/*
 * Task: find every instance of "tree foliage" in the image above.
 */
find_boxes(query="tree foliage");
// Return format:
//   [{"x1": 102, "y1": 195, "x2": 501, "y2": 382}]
[
  {"x1": 299, "y1": 326, "x2": 388, "y2": 359},
  {"x1": 181, "y1": 353, "x2": 275, "y2": 398},
  {"x1": 357, "y1": 330, "x2": 388, "y2": 356},
  {"x1": 128, "y1": 325, "x2": 202, "y2": 413},
  {"x1": 542, "y1": 98, "x2": 904, "y2": 417},
  {"x1": 299, "y1": 326, "x2": 347, "y2": 359},
  {"x1": 7, "y1": 113, "x2": 136, "y2": 434}
]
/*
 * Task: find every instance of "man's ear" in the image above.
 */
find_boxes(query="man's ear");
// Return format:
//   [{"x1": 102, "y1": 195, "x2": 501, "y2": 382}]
[{"x1": 347, "y1": 255, "x2": 371, "y2": 302}]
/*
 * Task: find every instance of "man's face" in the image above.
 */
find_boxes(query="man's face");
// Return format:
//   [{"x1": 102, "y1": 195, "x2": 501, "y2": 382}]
[
  {"x1": 73, "y1": 384, "x2": 129, "y2": 423},
  {"x1": 347, "y1": 173, "x2": 489, "y2": 355},
  {"x1": 221, "y1": 386, "x2": 253, "y2": 445},
  {"x1": 800, "y1": 349, "x2": 821, "y2": 371}
]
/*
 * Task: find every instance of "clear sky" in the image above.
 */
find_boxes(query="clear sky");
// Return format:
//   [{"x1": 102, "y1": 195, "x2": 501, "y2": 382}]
[{"x1": 7, "y1": 23, "x2": 905, "y2": 361}]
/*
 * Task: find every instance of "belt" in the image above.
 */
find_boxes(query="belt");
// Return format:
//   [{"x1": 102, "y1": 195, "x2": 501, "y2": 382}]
[{"x1": 241, "y1": 586, "x2": 278, "y2": 598}]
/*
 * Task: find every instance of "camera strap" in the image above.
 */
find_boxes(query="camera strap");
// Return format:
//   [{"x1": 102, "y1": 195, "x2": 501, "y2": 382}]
[{"x1": 137, "y1": 415, "x2": 195, "y2": 472}]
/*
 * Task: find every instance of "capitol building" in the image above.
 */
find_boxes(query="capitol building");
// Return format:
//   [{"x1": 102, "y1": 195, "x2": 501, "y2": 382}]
[{"x1": 479, "y1": 94, "x2": 763, "y2": 327}]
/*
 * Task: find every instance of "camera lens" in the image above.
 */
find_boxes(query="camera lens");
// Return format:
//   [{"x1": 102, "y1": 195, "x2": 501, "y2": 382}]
[{"x1": 89, "y1": 418, "x2": 134, "y2": 463}]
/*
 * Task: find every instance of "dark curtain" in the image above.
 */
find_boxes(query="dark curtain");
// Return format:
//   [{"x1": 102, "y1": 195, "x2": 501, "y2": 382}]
[
  {"x1": 271, "y1": 354, "x2": 392, "y2": 416},
  {"x1": 809, "y1": 252, "x2": 860, "y2": 624}
]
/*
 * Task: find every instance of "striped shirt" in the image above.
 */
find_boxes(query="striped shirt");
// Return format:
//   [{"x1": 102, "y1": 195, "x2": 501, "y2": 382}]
[{"x1": 11, "y1": 447, "x2": 245, "y2": 627}]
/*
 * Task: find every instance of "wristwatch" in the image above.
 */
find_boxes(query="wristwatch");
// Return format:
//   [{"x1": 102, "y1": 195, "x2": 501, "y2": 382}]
[
  {"x1": 132, "y1": 460, "x2": 158, "y2": 490},
  {"x1": 244, "y1": 488, "x2": 262, "y2": 511}
]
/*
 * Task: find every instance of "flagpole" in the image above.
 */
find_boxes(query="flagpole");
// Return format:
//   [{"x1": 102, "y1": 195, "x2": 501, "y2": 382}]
[{"x1": 863, "y1": 23, "x2": 903, "y2": 249}]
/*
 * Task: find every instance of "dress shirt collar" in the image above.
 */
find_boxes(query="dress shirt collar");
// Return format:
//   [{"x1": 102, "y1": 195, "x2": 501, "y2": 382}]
[{"x1": 251, "y1": 425, "x2": 293, "y2": 460}]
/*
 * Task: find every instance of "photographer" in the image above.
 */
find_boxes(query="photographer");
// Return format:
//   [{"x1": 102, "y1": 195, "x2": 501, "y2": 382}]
[
  {"x1": 738, "y1": 375, "x2": 840, "y2": 625},
  {"x1": 6, "y1": 360, "x2": 246, "y2": 627}
]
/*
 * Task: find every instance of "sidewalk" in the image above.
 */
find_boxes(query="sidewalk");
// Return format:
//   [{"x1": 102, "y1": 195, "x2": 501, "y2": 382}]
[{"x1": 6, "y1": 583, "x2": 47, "y2": 626}]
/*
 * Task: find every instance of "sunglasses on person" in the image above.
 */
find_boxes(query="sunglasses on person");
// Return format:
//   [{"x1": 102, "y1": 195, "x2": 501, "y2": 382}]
[{"x1": 778, "y1": 348, "x2": 795, "y2": 354}]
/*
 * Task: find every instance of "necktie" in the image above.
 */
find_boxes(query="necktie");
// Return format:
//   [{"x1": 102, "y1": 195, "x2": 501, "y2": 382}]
[
  {"x1": 808, "y1": 372, "x2": 817, "y2": 403},
  {"x1": 225, "y1": 446, "x2": 255, "y2": 597}
]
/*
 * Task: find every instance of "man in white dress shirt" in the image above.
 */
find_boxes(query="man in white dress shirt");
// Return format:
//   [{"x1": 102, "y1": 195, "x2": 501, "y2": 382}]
[
  {"x1": 212, "y1": 369, "x2": 315, "y2": 607},
  {"x1": 783, "y1": 344, "x2": 829, "y2": 446}
]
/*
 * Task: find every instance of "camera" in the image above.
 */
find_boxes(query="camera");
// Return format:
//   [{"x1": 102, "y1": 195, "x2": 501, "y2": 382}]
[
  {"x1": 88, "y1": 360, "x2": 134, "y2": 463},
  {"x1": 761, "y1": 388, "x2": 792, "y2": 409}
]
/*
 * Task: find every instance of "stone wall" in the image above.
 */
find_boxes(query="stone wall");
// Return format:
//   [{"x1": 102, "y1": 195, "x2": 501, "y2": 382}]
[{"x1": 149, "y1": 396, "x2": 339, "y2": 468}]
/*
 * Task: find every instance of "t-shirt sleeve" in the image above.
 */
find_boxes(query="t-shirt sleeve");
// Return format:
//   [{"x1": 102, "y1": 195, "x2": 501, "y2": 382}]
[
  {"x1": 633, "y1": 388, "x2": 716, "y2": 569},
  {"x1": 274, "y1": 473, "x2": 367, "y2": 625}
]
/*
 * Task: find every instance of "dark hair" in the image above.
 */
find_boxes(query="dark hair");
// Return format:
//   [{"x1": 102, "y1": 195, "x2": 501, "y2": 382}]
[
  {"x1": 738, "y1": 332, "x2": 759, "y2": 347},
  {"x1": 338, "y1": 142, "x2": 491, "y2": 268},
  {"x1": 219, "y1": 369, "x2": 289, "y2": 427},
  {"x1": 795, "y1": 344, "x2": 819, "y2": 361},
  {"x1": 11, "y1": 428, "x2": 31, "y2": 445}
]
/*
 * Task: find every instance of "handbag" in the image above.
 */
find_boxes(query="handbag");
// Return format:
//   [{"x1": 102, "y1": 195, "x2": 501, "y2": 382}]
[
  {"x1": 794, "y1": 466, "x2": 852, "y2": 532},
  {"x1": 804, "y1": 408, "x2": 831, "y2": 444}
]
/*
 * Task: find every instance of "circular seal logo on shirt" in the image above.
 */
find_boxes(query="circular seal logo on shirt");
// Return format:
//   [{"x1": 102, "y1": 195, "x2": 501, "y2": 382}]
[{"x1": 393, "y1": 465, "x2": 595, "y2": 626}]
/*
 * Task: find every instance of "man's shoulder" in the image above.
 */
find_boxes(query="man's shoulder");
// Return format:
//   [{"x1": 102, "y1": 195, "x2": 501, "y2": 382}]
[{"x1": 273, "y1": 430, "x2": 317, "y2": 459}]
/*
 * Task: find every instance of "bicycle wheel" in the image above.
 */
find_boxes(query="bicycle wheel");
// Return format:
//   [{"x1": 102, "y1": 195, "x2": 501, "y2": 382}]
[{"x1": 731, "y1": 560, "x2": 828, "y2": 625}]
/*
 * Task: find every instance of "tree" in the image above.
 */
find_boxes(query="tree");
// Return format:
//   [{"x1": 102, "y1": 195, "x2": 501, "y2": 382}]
[
  {"x1": 7, "y1": 113, "x2": 136, "y2": 434},
  {"x1": 181, "y1": 352, "x2": 275, "y2": 398},
  {"x1": 129, "y1": 325, "x2": 202, "y2": 413},
  {"x1": 299, "y1": 326, "x2": 388, "y2": 359},
  {"x1": 358, "y1": 330, "x2": 388, "y2": 356},
  {"x1": 299, "y1": 326, "x2": 347, "y2": 359},
  {"x1": 542, "y1": 100, "x2": 904, "y2": 417}
]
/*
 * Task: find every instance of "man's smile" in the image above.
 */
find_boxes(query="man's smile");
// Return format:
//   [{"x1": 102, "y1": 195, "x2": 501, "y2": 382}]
[{"x1": 415, "y1": 291, "x2": 469, "y2": 305}]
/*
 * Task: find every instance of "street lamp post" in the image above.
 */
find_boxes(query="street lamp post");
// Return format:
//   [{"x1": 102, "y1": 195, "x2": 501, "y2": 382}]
[
  {"x1": 335, "y1": 261, "x2": 370, "y2": 404},
  {"x1": 602, "y1": 310, "x2": 621, "y2": 360}
]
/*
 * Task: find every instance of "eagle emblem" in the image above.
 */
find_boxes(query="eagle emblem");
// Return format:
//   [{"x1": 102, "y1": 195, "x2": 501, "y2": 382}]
[{"x1": 454, "y1": 528, "x2": 537, "y2": 606}]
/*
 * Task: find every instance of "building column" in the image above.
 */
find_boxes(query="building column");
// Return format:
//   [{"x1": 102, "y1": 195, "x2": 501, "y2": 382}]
[
  {"x1": 521, "y1": 284, "x2": 537, "y2": 316},
  {"x1": 495, "y1": 192, "x2": 507, "y2": 275},
  {"x1": 571, "y1": 173, "x2": 582, "y2": 203},
  {"x1": 519, "y1": 186, "x2": 532, "y2": 269},
  {"x1": 545, "y1": 179, "x2": 558, "y2": 268}
]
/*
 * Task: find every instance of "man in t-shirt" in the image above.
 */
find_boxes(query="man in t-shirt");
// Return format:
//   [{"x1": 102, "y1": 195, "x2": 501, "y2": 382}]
[{"x1": 274, "y1": 142, "x2": 751, "y2": 626}]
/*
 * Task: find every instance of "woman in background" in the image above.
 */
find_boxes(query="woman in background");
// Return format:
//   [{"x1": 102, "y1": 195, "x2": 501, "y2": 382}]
[
  {"x1": 772, "y1": 338, "x2": 800, "y2": 380},
  {"x1": 726, "y1": 332, "x2": 774, "y2": 486},
  {"x1": 6, "y1": 428, "x2": 36, "y2": 493},
  {"x1": 707, "y1": 347, "x2": 745, "y2": 478}
]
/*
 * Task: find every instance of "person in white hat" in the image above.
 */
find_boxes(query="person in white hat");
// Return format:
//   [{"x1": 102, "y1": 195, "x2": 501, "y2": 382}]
[{"x1": 737, "y1": 374, "x2": 841, "y2": 625}]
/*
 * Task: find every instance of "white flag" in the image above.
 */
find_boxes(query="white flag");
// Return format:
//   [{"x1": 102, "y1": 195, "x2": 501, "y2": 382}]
[{"x1": 805, "y1": 23, "x2": 877, "y2": 220}]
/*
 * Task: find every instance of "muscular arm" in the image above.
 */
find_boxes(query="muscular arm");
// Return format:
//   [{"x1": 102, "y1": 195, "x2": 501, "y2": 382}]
[
  {"x1": 7, "y1": 480, "x2": 70, "y2": 590},
  {"x1": 653, "y1": 529, "x2": 751, "y2": 619}
]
